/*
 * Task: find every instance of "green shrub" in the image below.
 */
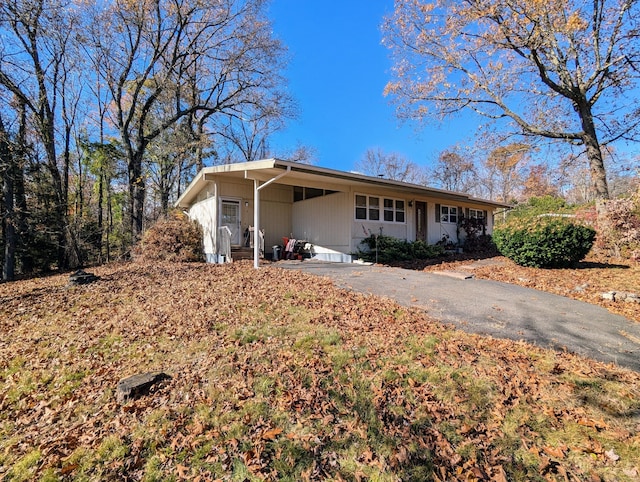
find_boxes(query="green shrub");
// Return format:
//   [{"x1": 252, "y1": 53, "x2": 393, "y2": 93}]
[
  {"x1": 493, "y1": 216, "x2": 596, "y2": 268},
  {"x1": 497, "y1": 196, "x2": 575, "y2": 227},
  {"x1": 358, "y1": 235, "x2": 444, "y2": 263},
  {"x1": 463, "y1": 234, "x2": 497, "y2": 254}
]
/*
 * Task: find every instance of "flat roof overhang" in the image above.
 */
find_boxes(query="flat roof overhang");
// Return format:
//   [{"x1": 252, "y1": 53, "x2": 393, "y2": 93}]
[{"x1": 175, "y1": 158, "x2": 512, "y2": 210}]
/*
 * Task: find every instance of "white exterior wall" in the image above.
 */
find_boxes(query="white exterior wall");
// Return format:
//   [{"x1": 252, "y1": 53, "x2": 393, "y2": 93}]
[
  {"x1": 291, "y1": 192, "x2": 351, "y2": 254},
  {"x1": 349, "y1": 189, "x2": 412, "y2": 254},
  {"x1": 214, "y1": 178, "x2": 293, "y2": 250},
  {"x1": 188, "y1": 196, "x2": 217, "y2": 262},
  {"x1": 425, "y1": 199, "x2": 496, "y2": 245},
  {"x1": 185, "y1": 174, "x2": 500, "y2": 262},
  {"x1": 260, "y1": 184, "x2": 293, "y2": 250}
]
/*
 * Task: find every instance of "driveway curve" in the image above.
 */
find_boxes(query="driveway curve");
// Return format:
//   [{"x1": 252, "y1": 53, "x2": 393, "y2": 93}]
[{"x1": 278, "y1": 260, "x2": 640, "y2": 372}]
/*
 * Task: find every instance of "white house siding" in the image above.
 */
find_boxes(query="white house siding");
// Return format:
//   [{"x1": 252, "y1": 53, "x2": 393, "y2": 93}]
[
  {"x1": 423, "y1": 198, "x2": 496, "y2": 245},
  {"x1": 208, "y1": 178, "x2": 291, "y2": 250},
  {"x1": 260, "y1": 184, "x2": 293, "y2": 250},
  {"x1": 188, "y1": 196, "x2": 217, "y2": 262},
  {"x1": 350, "y1": 189, "x2": 411, "y2": 254},
  {"x1": 186, "y1": 175, "x2": 498, "y2": 263},
  {"x1": 291, "y1": 192, "x2": 351, "y2": 256}
]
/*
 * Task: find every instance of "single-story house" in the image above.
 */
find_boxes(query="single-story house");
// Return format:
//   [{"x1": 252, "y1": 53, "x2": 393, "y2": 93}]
[{"x1": 175, "y1": 159, "x2": 510, "y2": 267}]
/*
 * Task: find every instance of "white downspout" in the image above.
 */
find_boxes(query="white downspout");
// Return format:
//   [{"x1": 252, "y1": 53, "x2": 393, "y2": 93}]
[{"x1": 252, "y1": 166, "x2": 291, "y2": 269}]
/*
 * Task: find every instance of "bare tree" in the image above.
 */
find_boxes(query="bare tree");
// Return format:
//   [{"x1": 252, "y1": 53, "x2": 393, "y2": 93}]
[
  {"x1": 0, "y1": 0, "x2": 83, "y2": 269},
  {"x1": 215, "y1": 90, "x2": 296, "y2": 163},
  {"x1": 522, "y1": 164, "x2": 559, "y2": 200},
  {"x1": 383, "y1": 0, "x2": 640, "y2": 201},
  {"x1": 147, "y1": 119, "x2": 198, "y2": 215},
  {"x1": 87, "y1": 0, "x2": 288, "y2": 239},
  {"x1": 0, "y1": 114, "x2": 15, "y2": 280},
  {"x1": 431, "y1": 148, "x2": 477, "y2": 192},
  {"x1": 355, "y1": 147, "x2": 425, "y2": 183},
  {"x1": 481, "y1": 143, "x2": 530, "y2": 202}
]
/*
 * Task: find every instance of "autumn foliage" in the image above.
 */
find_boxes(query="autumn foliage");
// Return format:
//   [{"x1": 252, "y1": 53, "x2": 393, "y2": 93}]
[
  {"x1": 136, "y1": 211, "x2": 203, "y2": 262},
  {"x1": 594, "y1": 190, "x2": 640, "y2": 259},
  {"x1": 1, "y1": 261, "x2": 639, "y2": 481}
]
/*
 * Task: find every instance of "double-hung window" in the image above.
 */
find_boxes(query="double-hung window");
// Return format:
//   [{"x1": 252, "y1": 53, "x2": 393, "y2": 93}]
[
  {"x1": 369, "y1": 196, "x2": 380, "y2": 220},
  {"x1": 439, "y1": 205, "x2": 458, "y2": 224},
  {"x1": 468, "y1": 208, "x2": 488, "y2": 226},
  {"x1": 355, "y1": 195, "x2": 405, "y2": 223}
]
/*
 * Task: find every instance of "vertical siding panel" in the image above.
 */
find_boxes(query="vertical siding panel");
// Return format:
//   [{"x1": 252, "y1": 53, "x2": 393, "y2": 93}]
[
  {"x1": 292, "y1": 192, "x2": 351, "y2": 251},
  {"x1": 260, "y1": 184, "x2": 293, "y2": 249},
  {"x1": 188, "y1": 196, "x2": 217, "y2": 261}
]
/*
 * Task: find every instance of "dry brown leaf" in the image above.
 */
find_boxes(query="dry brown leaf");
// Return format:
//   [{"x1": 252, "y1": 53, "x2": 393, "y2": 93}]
[{"x1": 261, "y1": 427, "x2": 283, "y2": 441}]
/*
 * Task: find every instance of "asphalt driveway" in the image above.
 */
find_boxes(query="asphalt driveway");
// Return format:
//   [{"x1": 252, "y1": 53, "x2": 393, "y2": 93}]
[{"x1": 278, "y1": 260, "x2": 640, "y2": 372}]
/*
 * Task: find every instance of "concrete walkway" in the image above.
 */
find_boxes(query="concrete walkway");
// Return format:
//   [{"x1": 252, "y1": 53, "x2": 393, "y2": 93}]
[{"x1": 278, "y1": 260, "x2": 640, "y2": 372}]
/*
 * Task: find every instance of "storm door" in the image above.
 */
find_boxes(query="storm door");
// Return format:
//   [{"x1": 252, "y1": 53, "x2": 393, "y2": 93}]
[{"x1": 221, "y1": 199, "x2": 241, "y2": 246}]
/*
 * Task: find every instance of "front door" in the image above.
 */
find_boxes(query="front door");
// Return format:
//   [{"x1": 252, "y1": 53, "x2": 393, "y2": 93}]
[
  {"x1": 415, "y1": 201, "x2": 427, "y2": 242},
  {"x1": 221, "y1": 199, "x2": 241, "y2": 246}
]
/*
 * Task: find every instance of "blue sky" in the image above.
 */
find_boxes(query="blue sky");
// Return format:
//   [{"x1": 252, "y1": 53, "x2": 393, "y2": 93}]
[{"x1": 267, "y1": 1, "x2": 479, "y2": 172}]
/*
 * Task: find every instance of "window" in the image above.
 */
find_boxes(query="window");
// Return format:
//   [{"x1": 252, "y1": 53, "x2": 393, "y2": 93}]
[
  {"x1": 305, "y1": 187, "x2": 324, "y2": 200},
  {"x1": 468, "y1": 208, "x2": 487, "y2": 225},
  {"x1": 384, "y1": 198, "x2": 394, "y2": 221},
  {"x1": 294, "y1": 186, "x2": 339, "y2": 202},
  {"x1": 355, "y1": 195, "x2": 367, "y2": 220},
  {"x1": 355, "y1": 195, "x2": 406, "y2": 223},
  {"x1": 438, "y1": 205, "x2": 458, "y2": 224},
  {"x1": 395, "y1": 200, "x2": 405, "y2": 222},
  {"x1": 369, "y1": 197, "x2": 380, "y2": 220}
]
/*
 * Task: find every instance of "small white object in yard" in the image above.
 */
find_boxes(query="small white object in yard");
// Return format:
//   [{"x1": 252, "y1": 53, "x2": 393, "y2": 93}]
[
  {"x1": 605, "y1": 448, "x2": 620, "y2": 462},
  {"x1": 600, "y1": 291, "x2": 640, "y2": 303},
  {"x1": 623, "y1": 468, "x2": 639, "y2": 477},
  {"x1": 624, "y1": 293, "x2": 640, "y2": 303}
]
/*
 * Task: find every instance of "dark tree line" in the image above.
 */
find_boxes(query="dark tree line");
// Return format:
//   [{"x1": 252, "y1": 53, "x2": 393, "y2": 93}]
[{"x1": 0, "y1": 0, "x2": 292, "y2": 280}]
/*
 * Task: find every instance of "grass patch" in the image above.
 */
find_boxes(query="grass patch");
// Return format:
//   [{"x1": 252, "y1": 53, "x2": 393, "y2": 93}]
[
  {"x1": 1, "y1": 261, "x2": 640, "y2": 481},
  {"x1": 6, "y1": 450, "x2": 41, "y2": 482}
]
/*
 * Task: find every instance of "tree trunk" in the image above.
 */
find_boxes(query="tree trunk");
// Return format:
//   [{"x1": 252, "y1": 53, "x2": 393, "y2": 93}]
[
  {"x1": 1, "y1": 117, "x2": 15, "y2": 281},
  {"x1": 129, "y1": 151, "x2": 146, "y2": 241},
  {"x1": 97, "y1": 168, "x2": 104, "y2": 263},
  {"x1": 576, "y1": 99, "x2": 610, "y2": 201},
  {"x1": 160, "y1": 188, "x2": 169, "y2": 216},
  {"x1": 15, "y1": 102, "x2": 32, "y2": 273}
]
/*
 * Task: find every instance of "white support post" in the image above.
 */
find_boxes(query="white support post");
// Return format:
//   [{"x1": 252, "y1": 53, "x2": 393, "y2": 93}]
[
  {"x1": 253, "y1": 179, "x2": 260, "y2": 269},
  {"x1": 251, "y1": 166, "x2": 291, "y2": 269}
]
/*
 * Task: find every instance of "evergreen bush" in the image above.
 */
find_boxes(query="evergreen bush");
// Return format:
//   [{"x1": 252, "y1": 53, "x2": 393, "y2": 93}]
[
  {"x1": 137, "y1": 211, "x2": 204, "y2": 262},
  {"x1": 493, "y1": 216, "x2": 596, "y2": 268},
  {"x1": 358, "y1": 234, "x2": 444, "y2": 263}
]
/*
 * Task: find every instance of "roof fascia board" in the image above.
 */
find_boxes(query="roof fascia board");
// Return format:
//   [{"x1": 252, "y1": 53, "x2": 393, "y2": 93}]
[
  {"x1": 270, "y1": 160, "x2": 510, "y2": 208},
  {"x1": 177, "y1": 159, "x2": 511, "y2": 210}
]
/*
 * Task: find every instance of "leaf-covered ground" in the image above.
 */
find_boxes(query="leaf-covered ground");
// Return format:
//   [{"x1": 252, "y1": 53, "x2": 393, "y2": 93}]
[
  {"x1": 1, "y1": 261, "x2": 640, "y2": 481},
  {"x1": 418, "y1": 255, "x2": 640, "y2": 323}
]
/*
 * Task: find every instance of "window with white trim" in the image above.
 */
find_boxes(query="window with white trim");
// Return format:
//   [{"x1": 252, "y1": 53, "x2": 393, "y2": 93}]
[
  {"x1": 355, "y1": 195, "x2": 367, "y2": 220},
  {"x1": 369, "y1": 196, "x2": 380, "y2": 220},
  {"x1": 439, "y1": 205, "x2": 458, "y2": 224},
  {"x1": 355, "y1": 195, "x2": 406, "y2": 223},
  {"x1": 469, "y1": 209, "x2": 485, "y2": 220}
]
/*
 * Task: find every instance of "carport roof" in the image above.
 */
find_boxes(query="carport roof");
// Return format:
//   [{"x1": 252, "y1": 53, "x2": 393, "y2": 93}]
[{"x1": 174, "y1": 158, "x2": 512, "y2": 209}]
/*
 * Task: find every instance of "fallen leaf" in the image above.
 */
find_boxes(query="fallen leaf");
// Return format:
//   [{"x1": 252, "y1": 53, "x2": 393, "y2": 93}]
[
  {"x1": 261, "y1": 427, "x2": 283, "y2": 440},
  {"x1": 543, "y1": 445, "x2": 566, "y2": 459}
]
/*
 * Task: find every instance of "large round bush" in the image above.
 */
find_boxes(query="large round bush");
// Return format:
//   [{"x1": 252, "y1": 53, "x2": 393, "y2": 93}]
[
  {"x1": 493, "y1": 216, "x2": 596, "y2": 268},
  {"x1": 137, "y1": 211, "x2": 204, "y2": 262}
]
